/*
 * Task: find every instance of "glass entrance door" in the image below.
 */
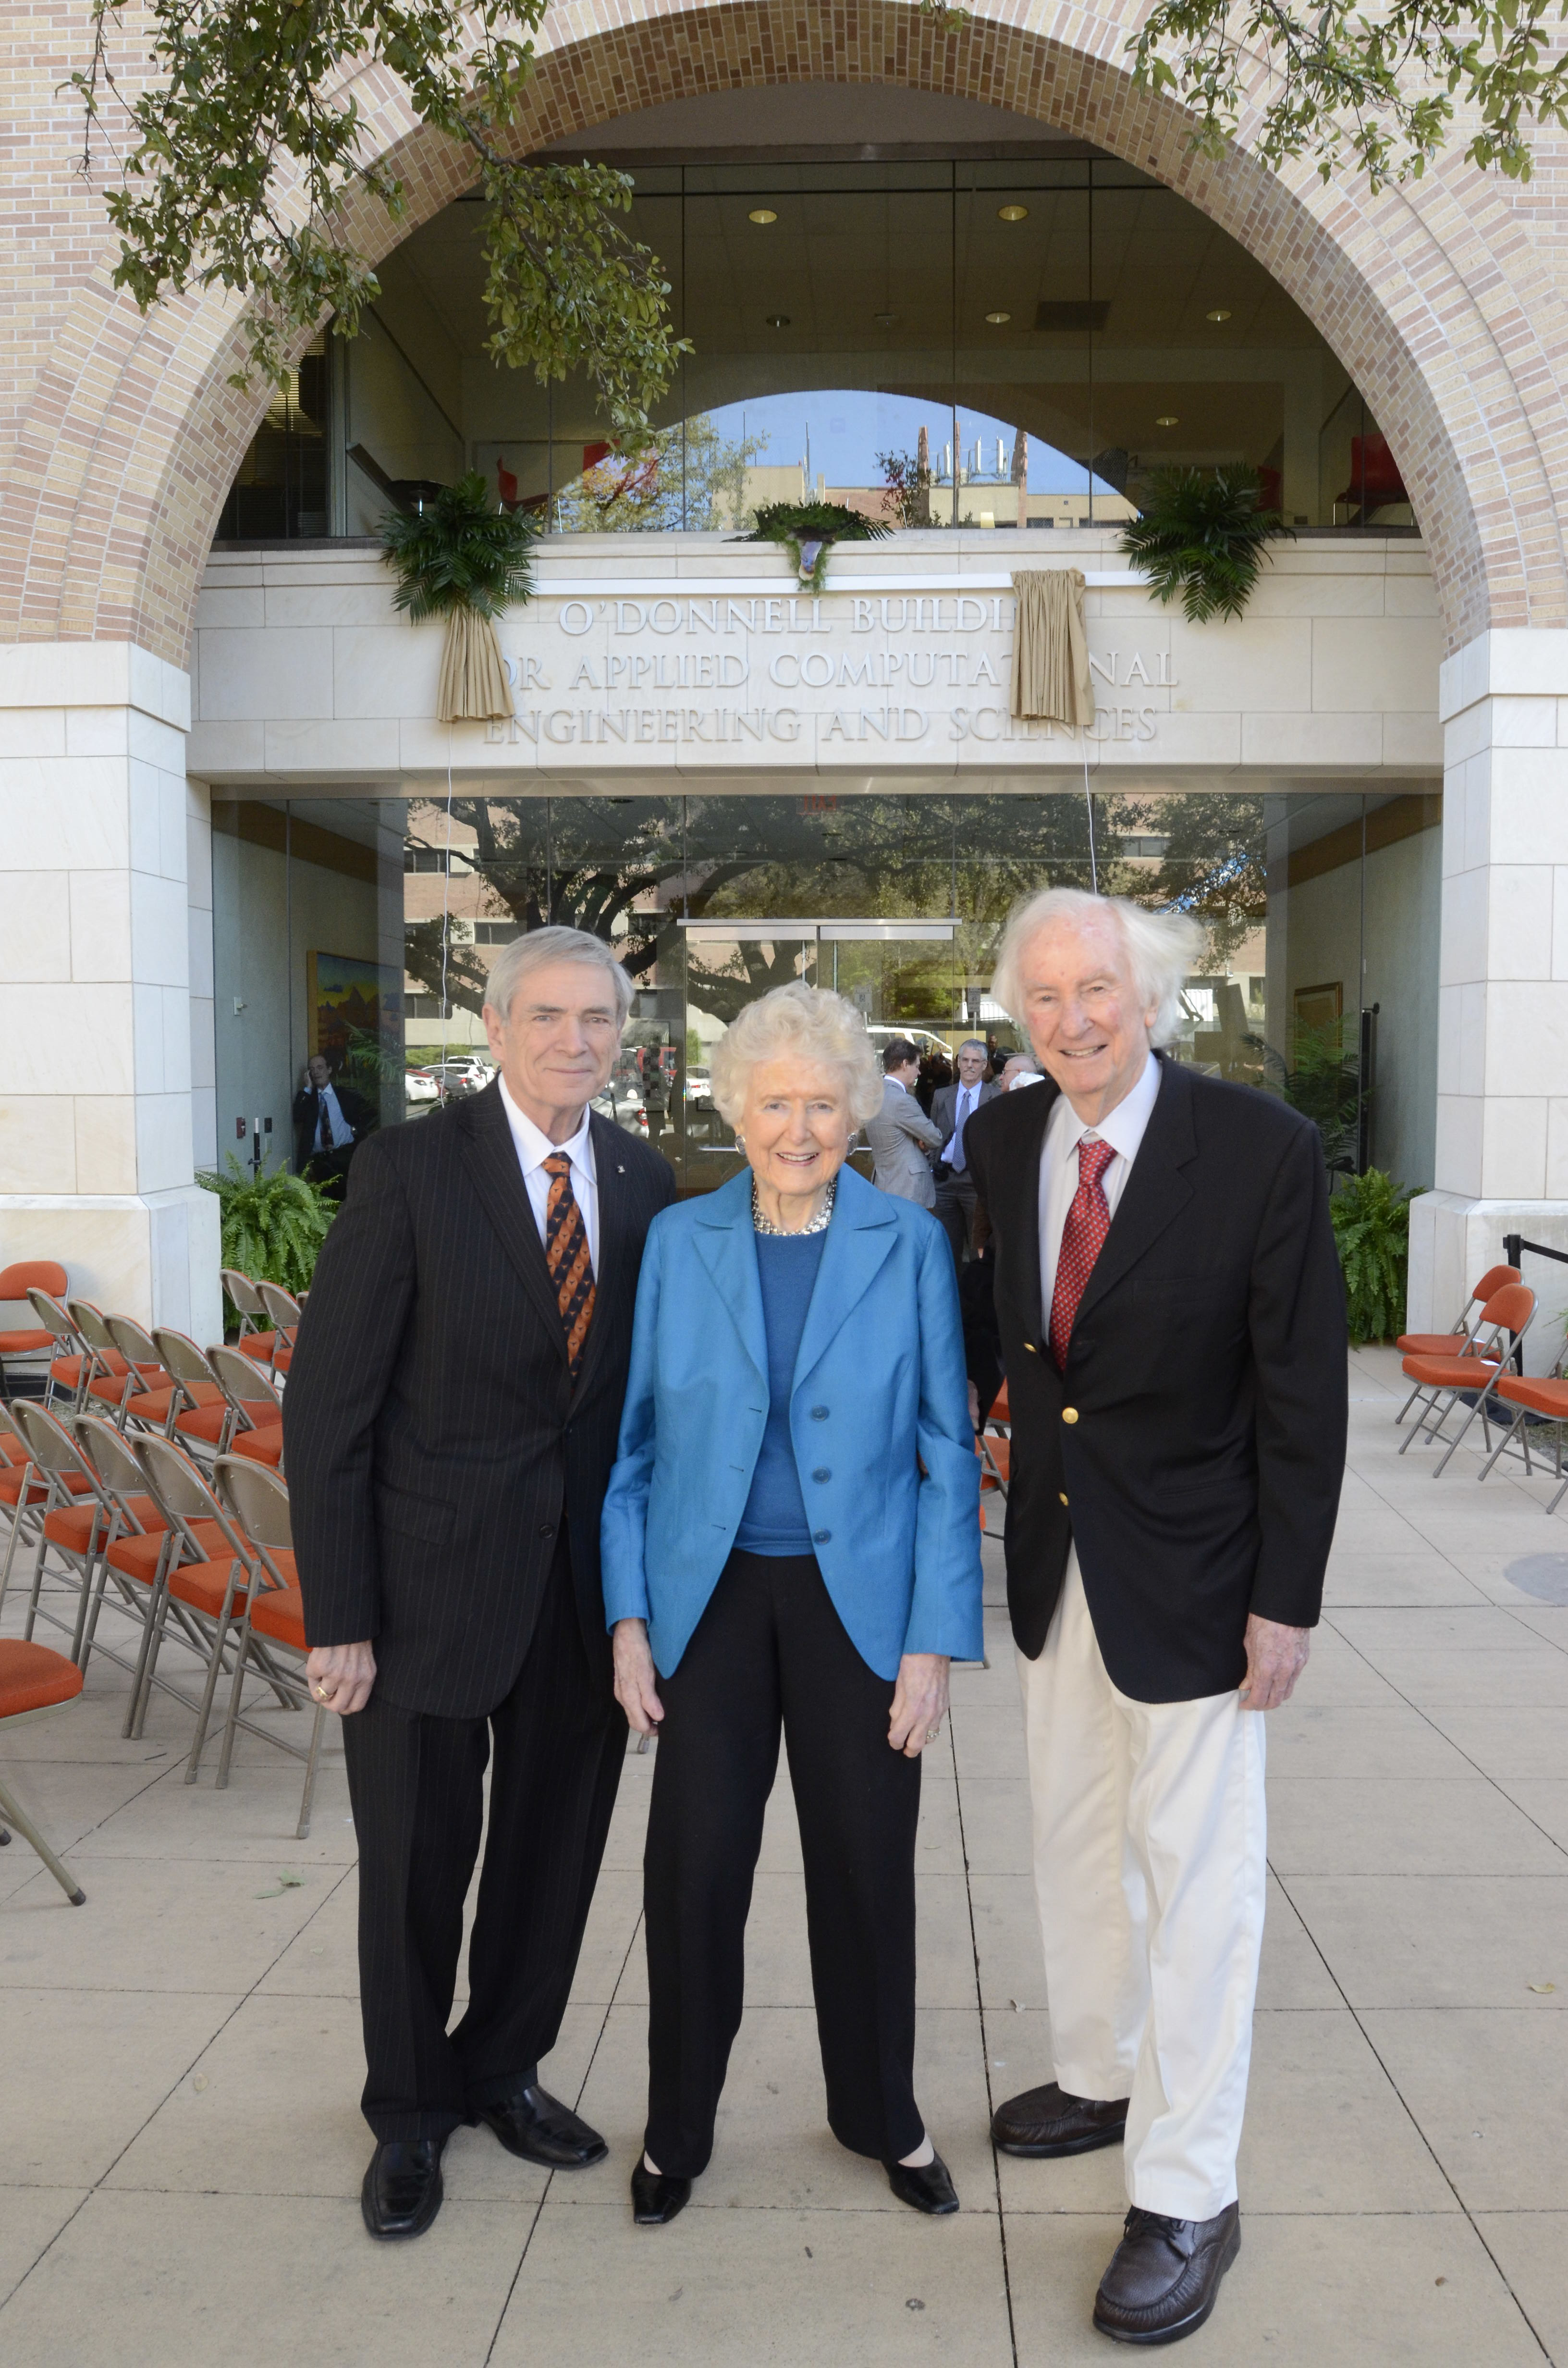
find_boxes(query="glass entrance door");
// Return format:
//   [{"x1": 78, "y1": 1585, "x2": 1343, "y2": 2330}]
[{"x1": 680, "y1": 919, "x2": 960, "y2": 1190}]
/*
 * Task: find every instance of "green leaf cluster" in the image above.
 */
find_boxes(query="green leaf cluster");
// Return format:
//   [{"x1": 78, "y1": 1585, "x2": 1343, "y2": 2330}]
[
  {"x1": 1329, "y1": 1167, "x2": 1416, "y2": 1345},
  {"x1": 741, "y1": 500, "x2": 893, "y2": 592},
  {"x1": 379, "y1": 472, "x2": 536, "y2": 622},
  {"x1": 1129, "y1": 0, "x2": 1568, "y2": 188},
  {"x1": 1120, "y1": 467, "x2": 1293, "y2": 624},
  {"x1": 74, "y1": 2, "x2": 688, "y2": 435},
  {"x1": 197, "y1": 1155, "x2": 337, "y2": 1313}
]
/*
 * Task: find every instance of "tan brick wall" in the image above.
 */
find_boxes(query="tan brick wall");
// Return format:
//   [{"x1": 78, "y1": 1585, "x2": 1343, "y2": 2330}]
[{"x1": 4, "y1": 0, "x2": 1568, "y2": 665}]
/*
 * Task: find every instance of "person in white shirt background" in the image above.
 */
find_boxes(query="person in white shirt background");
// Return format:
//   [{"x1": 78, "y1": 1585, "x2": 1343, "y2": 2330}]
[{"x1": 929, "y1": 1039, "x2": 1001, "y2": 1266}]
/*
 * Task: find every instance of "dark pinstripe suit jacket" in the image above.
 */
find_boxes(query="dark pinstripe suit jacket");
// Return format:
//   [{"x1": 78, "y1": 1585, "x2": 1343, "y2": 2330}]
[{"x1": 282, "y1": 1082, "x2": 676, "y2": 1718}]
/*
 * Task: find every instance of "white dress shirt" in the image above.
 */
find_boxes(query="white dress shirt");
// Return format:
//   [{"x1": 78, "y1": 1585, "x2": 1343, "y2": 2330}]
[
  {"x1": 943, "y1": 1079, "x2": 983, "y2": 1168},
  {"x1": 499, "y1": 1076, "x2": 600, "y2": 1273},
  {"x1": 314, "y1": 1082, "x2": 355, "y2": 1150},
  {"x1": 1039, "y1": 1052, "x2": 1163, "y2": 1315}
]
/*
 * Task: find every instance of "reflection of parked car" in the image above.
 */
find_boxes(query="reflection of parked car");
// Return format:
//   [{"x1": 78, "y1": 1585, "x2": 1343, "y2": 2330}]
[
  {"x1": 424, "y1": 1057, "x2": 494, "y2": 1096},
  {"x1": 593, "y1": 1076, "x2": 647, "y2": 1130},
  {"x1": 685, "y1": 1066, "x2": 713, "y2": 1104},
  {"x1": 404, "y1": 1068, "x2": 440, "y2": 1106}
]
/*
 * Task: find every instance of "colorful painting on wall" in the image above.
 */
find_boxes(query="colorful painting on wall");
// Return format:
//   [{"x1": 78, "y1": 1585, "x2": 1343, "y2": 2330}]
[{"x1": 307, "y1": 952, "x2": 403, "y2": 1073}]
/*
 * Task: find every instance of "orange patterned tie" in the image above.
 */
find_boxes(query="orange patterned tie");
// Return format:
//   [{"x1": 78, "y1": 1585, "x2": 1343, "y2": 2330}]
[
  {"x1": 1047, "y1": 1136, "x2": 1116, "y2": 1372},
  {"x1": 543, "y1": 1152, "x2": 596, "y2": 1380}
]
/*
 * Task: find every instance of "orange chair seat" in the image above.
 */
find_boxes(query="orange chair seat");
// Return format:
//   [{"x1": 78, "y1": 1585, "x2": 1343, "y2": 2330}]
[
  {"x1": 132, "y1": 1380, "x2": 224, "y2": 1425},
  {"x1": 235, "y1": 1332, "x2": 282, "y2": 1363},
  {"x1": 105, "y1": 1518, "x2": 227, "y2": 1584},
  {"x1": 86, "y1": 1367, "x2": 170, "y2": 1409},
  {"x1": 0, "y1": 1435, "x2": 26, "y2": 1466},
  {"x1": 42, "y1": 1496, "x2": 167, "y2": 1554},
  {"x1": 167, "y1": 1556, "x2": 250, "y2": 1618},
  {"x1": 1400, "y1": 1353, "x2": 1501, "y2": 1387},
  {"x1": 248, "y1": 1584, "x2": 306, "y2": 1648},
  {"x1": 1396, "y1": 1331, "x2": 1470, "y2": 1357},
  {"x1": 1494, "y1": 1374, "x2": 1568, "y2": 1419},
  {"x1": 0, "y1": 1640, "x2": 84, "y2": 1719},
  {"x1": 270, "y1": 1348, "x2": 293, "y2": 1376},
  {"x1": 0, "y1": 1329, "x2": 53, "y2": 1355},
  {"x1": 229, "y1": 1428, "x2": 284, "y2": 1468},
  {"x1": 178, "y1": 1400, "x2": 283, "y2": 1446},
  {"x1": 0, "y1": 1468, "x2": 93, "y2": 1508}
]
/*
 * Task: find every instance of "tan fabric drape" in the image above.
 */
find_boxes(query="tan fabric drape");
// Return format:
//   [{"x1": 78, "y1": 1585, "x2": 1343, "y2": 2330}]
[
  {"x1": 436, "y1": 605, "x2": 514, "y2": 724},
  {"x1": 1010, "y1": 568, "x2": 1095, "y2": 729}
]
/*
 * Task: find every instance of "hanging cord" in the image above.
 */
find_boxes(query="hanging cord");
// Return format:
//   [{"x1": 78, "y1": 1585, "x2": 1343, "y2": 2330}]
[{"x1": 438, "y1": 734, "x2": 455, "y2": 1099}]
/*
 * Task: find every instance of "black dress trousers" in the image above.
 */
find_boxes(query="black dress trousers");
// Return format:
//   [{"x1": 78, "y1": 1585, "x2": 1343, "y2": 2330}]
[
  {"x1": 342, "y1": 1529, "x2": 625, "y2": 2142},
  {"x1": 643, "y1": 1549, "x2": 924, "y2": 2180}
]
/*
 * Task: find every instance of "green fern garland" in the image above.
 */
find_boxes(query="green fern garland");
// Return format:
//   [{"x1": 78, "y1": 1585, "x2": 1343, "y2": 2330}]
[
  {"x1": 378, "y1": 471, "x2": 536, "y2": 622},
  {"x1": 739, "y1": 499, "x2": 891, "y2": 592}
]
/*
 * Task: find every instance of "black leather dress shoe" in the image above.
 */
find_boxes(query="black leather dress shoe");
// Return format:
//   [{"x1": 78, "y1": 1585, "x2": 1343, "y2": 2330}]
[
  {"x1": 1092, "y1": 2202, "x2": 1241, "y2": 2344},
  {"x1": 992, "y1": 2081, "x2": 1128, "y2": 2158},
  {"x1": 631, "y1": 2158, "x2": 691, "y2": 2225},
  {"x1": 473, "y1": 2085, "x2": 608, "y2": 2168},
  {"x1": 883, "y1": 2151, "x2": 959, "y2": 2215},
  {"x1": 361, "y1": 2138, "x2": 445, "y2": 2241}
]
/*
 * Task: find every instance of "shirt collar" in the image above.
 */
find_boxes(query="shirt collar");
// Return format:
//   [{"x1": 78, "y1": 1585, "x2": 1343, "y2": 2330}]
[
  {"x1": 498, "y1": 1076, "x2": 597, "y2": 1182},
  {"x1": 886, "y1": 1075, "x2": 907, "y2": 1094},
  {"x1": 1054, "y1": 1051, "x2": 1162, "y2": 1165}
]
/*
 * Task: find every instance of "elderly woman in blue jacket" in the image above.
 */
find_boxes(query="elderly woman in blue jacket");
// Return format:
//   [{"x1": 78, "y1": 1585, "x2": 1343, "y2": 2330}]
[{"x1": 602, "y1": 980, "x2": 983, "y2": 2228}]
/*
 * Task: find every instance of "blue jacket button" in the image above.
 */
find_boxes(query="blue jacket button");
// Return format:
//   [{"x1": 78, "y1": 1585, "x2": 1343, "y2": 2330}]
[
  {"x1": 810, "y1": 1405, "x2": 829, "y2": 1420},
  {"x1": 812, "y1": 1467, "x2": 831, "y2": 1483},
  {"x1": 813, "y1": 1528, "x2": 831, "y2": 1544}
]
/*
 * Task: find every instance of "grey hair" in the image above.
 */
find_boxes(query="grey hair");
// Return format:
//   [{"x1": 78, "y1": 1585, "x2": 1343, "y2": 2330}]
[
  {"x1": 711, "y1": 981, "x2": 885, "y2": 1130},
  {"x1": 483, "y1": 925, "x2": 634, "y2": 1027},
  {"x1": 956, "y1": 1037, "x2": 987, "y2": 1059},
  {"x1": 991, "y1": 888, "x2": 1204, "y2": 1048}
]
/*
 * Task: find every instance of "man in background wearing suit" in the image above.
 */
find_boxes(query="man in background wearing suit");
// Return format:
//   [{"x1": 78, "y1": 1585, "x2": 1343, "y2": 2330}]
[
  {"x1": 285, "y1": 926, "x2": 675, "y2": 2243},
  {"x1": 864, "y1": 1037, "x2": 943, "y2": 1207},
  {"x1": 930, "y1": 1037, "x2": 1000, "y2": 1265},
  {"x1": 293, "y1": 1051, "x2": 374, "y2": 1192},
  {"x1": 964, "y1": 888, "x2": 1345, "y2": 2346}
]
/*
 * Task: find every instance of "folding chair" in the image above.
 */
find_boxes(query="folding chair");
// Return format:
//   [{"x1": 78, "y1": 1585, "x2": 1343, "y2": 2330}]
[
  {"x1": 68, "y1": 1301, "x2": 168, "y2": 1425},
  {"x1": 3, "y1": 1402, "x2": 116, "y2": 1663},
  {"x1": 0, "y1": 1643, "x2": 87, "y2": 1904},
  {"x1": 27, "y1": 1291, "x2": 96, "y2": 1411},
  {"x1": 1394, "y1": 1263, "x2": 1521, "y2": 1421},
  {"x1": 209, "y1": 1458, "x2": 326, "y2": 1838},
  {"x1": 207, "y1": 1347, "x2": 285, "y2": 1470},
  {"x1": 0, "y1": 1260, "x2": 68, "y2": 1397},
  {"x1": 148, "y1": 1330, "x2": 236, "y2": 1456},
  {"x1": 255, "y1": 1283, "x2": 302, "y2": 1377},
  {"x1": 126, "y1": 1435, "x2": 288, "y2": 1760},
  {"x1": 62, "y1": 1414, "x2": 172, "y2": 1674},
  {"x1": 1397, "y1": 1283, "x2": 1536, "y2": 1474},
  {"x1": 221, "y1": 1268, "x2": 267, "y2": 1342},
  {"x1": 0, "y1": 1402, "x2": 60, "y2": 1622}
]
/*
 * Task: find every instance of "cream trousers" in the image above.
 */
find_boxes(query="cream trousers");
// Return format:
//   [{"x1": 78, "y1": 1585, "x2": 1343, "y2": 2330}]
[{"x1": 1017, "y1": 1552, "x2": 1267, "y2": 2220}]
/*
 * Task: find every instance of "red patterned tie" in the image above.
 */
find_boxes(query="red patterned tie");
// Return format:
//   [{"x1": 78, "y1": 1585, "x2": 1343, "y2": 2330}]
[
  {"x1": 543, "y1": 1152, "x2": 596, "y2": 1381},
  {"x1": 1048, "y1": 1136, "x2": 1116, "y2": 1372}
]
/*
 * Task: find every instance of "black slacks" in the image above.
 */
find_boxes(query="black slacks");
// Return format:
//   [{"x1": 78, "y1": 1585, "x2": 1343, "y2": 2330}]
[
  {"x1": 342, "y1": 1532, "x2": 624, "y2": 2141},
  {"x1": 644, "y1": 1549, "x2": 923, "y2": 2180},
  {"x1": 935, "y1": 1171, "x2": 979, "y2": 1268}
]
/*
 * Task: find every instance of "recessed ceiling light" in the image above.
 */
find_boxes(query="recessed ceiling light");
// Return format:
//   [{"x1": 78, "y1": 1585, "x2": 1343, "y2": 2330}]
[
  {"x1": 766, "y1": 313, "x2": 791, "y2": 328},
  {"x1": 997, "y1": 204, "x2": 1029, "y2": 222},
  {"x1": 985, "y1": 310, "x2": 1012, "y2": 325},
  {"x1": 874, "y1": 311, "x2": 898, "y2": 328},
  {"x1": 1155, "y1": 414, "x2": 1179, "y2": 426},
  {"x1": 1205, "y1": 307, "x2": 1232, "y2": 322},
  {"x1": 748, "y1": 208, "x2": 778, "y2": 225}
]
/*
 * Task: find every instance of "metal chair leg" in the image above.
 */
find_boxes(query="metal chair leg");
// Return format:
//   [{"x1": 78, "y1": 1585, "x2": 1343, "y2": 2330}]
[
  {"x1": 296, "y1": 1706, "x2": 328, "y2": 1840},
  {"x1": 1433, "y1": 1394, "x2": 1490, "y2": 1475},
  {"x1": 0, "y1": 1775, "x2": 85, "y2": 1904},
  {"x1": 184, "y1": 1570, "x2": 246, "y2": 1784},
  {"x1": 1478, "y1": 1406, "x2": 1527, "y2": 1482},
  {"x1": 215, "y1": 1628, "x2": 253, "y2": 1790}
]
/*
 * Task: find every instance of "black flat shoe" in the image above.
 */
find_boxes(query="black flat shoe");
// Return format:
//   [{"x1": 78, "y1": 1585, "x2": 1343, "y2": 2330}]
[
  {"x1": 884, "y1": 2150, "x2": 959, "y2": 2215},
  {"x1": 992, "y1": 2081, "x2": 1129, "y2": 2159},
  {"x1": 1092, "y1": 2202, "x2": 1241, "y2": 2345},
  {"x1": 473, "y1": 2084, "x2": 608, "y2": 2168},
  {"x1": 361, "y1": 2138, "x2": 445, "y2": 2240},
  {"x1": 631, "y1": 2159, "x2": 691, "y2": 2225}
]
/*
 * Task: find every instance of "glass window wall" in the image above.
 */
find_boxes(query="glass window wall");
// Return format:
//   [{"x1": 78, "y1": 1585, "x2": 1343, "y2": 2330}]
[
  {"x1": 210, "y1": 788, "x2": 1439, "y2": 1202},
  {"x1": 216, "y1": 156, "x2": 1411, "y2": 545}
]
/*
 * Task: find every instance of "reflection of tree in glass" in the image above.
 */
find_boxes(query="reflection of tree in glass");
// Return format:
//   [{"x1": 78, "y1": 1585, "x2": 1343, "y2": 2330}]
[
  {"x1": 552, "y1": 415, "x2": 766, "y2": 533},
  {"x1": 1137, "y1": 795, "x2": 1267, "y2": 972}
]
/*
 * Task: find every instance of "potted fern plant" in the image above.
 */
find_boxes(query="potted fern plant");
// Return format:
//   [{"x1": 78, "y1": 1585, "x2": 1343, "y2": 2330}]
[
  {"x1": 197, "y1": 1156, "x2": 339, "y2": 1331},
  {"x1": 1329, "y1": 1167, "x2": 1415, "y2": 1345},
  {"x1": 379, "y1": 471, "x2": 536, "y2": 723},
  {"x1": 1120, "y1": 465, "x2": 1293, "y2": 623},
  {"x1": 738, "y1": 498, "x2": 891, "y2": 592}
]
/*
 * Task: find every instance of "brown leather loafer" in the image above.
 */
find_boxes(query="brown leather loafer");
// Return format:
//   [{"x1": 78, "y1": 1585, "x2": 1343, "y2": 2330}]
[
  {"x1": 991, "y1": 2081, "x2": 1128, "y2": 2158},
  {"x1": 1092, "y1": 2202, "x2": 1241, "y2": 2345}
]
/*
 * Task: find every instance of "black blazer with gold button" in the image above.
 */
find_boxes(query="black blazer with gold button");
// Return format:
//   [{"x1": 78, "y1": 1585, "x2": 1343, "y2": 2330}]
[
  {"x1": 963, "y1": 1056, "x2": 1346, "y2": 1702},
  {"x1": 282, "y1": 1080, "x2": 675, "y2": 1719}
]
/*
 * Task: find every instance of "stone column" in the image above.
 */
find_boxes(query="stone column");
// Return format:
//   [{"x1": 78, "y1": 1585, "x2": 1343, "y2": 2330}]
[
  {"x1": 1407, "y1": 627, "x2": 1568, "y2": 1363},
  {"x1": 0, "y1": 643, "x2": 221, "y2": 1340}
]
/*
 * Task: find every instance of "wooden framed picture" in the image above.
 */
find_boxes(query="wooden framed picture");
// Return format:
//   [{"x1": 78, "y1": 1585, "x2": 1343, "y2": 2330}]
[{"x1": 1293, "y1": 981, "x2": 1343, "y2": 1033}]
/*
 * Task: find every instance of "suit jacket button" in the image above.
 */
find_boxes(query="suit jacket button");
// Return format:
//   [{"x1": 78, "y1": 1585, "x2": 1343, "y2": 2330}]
[
  {"x1": 1062, "y1": 1407, "x2": 1078, "y2": 1424},
  {"x1": 1059, "y1": 1491, "x2": 1068, "y2": 1506},
  {"x1": 538, "y1": 1522, "x2": 555, "y2": 1538},
  {"x1": 810, "y1": 1406, "x2": 829, "y2": 1420},
  {"x1": 813, "y1": 1529, "x2": 831, "y2": 1544},
  {"x1": 812, "y1": 1468, "x2": 831, "y2": 1483}
]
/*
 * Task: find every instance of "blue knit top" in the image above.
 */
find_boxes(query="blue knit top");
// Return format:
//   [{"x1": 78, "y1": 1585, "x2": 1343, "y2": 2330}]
[{"x1": 734, "y1": 1229, "x2": 828, "y2": 1554}]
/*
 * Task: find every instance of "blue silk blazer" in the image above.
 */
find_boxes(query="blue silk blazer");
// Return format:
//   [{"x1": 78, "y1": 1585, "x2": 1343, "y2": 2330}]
[{"x1": 600, "y1": 1162, "x2": 983, "y2": 1679}]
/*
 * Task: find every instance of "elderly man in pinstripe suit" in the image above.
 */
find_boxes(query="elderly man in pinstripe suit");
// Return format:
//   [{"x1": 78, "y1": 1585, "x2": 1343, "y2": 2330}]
[{"x1": 285, "y1": 926, "x2": 675, "y2": 2243}]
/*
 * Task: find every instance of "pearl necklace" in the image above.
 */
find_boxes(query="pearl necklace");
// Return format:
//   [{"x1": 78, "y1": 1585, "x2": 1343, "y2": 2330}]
[{"x1": 752, "y1": 1175, "x2": 836, "y2": 1237}]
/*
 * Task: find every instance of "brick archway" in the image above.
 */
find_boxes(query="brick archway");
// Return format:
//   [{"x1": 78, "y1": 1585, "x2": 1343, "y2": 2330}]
[{"x1": 6, "y1": 0, "x2": 1567, "y2": 664}]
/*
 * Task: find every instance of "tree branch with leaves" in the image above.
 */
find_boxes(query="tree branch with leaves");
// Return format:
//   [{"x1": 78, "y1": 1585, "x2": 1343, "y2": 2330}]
[{"x1": 73, "y1": 0, "x2": 689, "y2": 432}]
